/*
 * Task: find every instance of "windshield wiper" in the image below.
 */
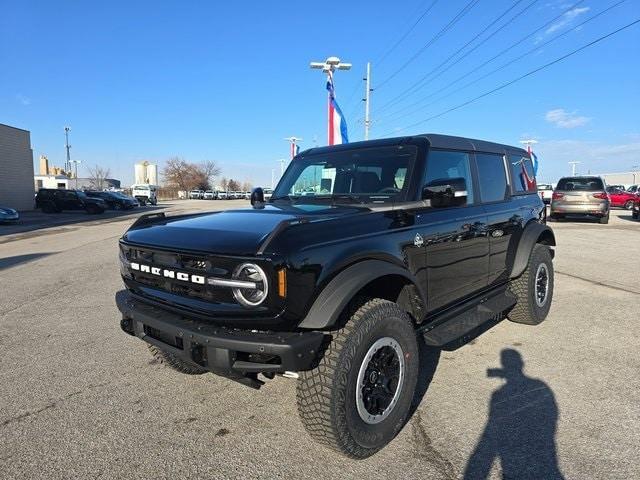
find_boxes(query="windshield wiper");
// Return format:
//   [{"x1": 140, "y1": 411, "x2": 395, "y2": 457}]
[
  {"x1": 330, "y1": 194, "x2": 364, "y2": 204},
  {"x1": 270, "y1": 195, "x2": 299, "y2": 202}
]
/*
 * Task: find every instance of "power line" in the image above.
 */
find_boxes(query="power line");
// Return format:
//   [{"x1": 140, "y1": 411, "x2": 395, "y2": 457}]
[
  {"x1": 378, "y1": 0, "x2": 624, "y2": 125},
  {"x1": 375, "y1": 0, "x2": 481, "y2": 90},
  {"x1": 376, "y1": 0, "x2": 586, "y2": 122},
  {"x1": 376, "y1": 0, "x2": 535, "y2": 115},
  {"x1": 375, "y1": 0, "x2": 440, "y2": 68},
  {"x1": 342, "y1": 0, "x2": 440, "y2": 115},
  {"x1": 379, "y1": 18, "x2": 640, "y2": 137}
]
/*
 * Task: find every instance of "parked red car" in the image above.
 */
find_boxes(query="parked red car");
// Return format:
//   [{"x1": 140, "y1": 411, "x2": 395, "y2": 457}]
[{"x1": 606, "y1": 187, "x2": 638, "y2": 210}]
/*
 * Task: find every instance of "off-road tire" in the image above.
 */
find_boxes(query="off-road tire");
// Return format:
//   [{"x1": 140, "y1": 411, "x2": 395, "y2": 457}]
[
  {"x1": 599, "y1": 212, "x2": 609, "y2": 224},
  {"x1": 632, "y1": 209, "x2": 638, "y2": 220},
  {"x1": 296, "y1": 298, "x2": 419, "y2": 459},
  {"x1": 148, "y1": 345, "x2": 207, "y2": 375},
  {"x1": 508, "y1": 244, "x2": 554, "y2": 325}
]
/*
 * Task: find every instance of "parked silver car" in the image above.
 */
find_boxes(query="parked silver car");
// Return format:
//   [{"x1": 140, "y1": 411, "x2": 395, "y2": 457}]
[{"x1": 550, "y1": 176, "x2": 610, "y2": 224}]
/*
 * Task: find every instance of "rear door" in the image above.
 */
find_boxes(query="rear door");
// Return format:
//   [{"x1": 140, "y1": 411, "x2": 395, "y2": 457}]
[
  {"x1": 475, "y1": 152, "x2": 516, "y2": 286},
  {"x1": 418, "y1": 149, "x2": 489, "y2": 311}
]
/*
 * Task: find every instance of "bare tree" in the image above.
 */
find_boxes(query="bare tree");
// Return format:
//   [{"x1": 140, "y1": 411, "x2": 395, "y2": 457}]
[
  {"x1": 227, "y1": 179, "x2": 240, "y2": 191},
  {"x1": 163, "y1": 157, "x2": 212, "y2": 191},
  {"x1": 220, "y1": 177, "x2": 229, "y2": 192},
  {"x1": 201, "y1": 160, "x2": 221, "y2": 187},
  {"x1": 87, "y1": 165, "x2": 111, "y2": 190},
  {"x1": 241, "y1": 181, "x2": 253, "y2": 192}
]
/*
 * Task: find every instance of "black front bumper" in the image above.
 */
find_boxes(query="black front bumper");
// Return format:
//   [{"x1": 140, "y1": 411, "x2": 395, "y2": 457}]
[{"x1": 116, "y1": 290, "x2": 325, "y2": 387}]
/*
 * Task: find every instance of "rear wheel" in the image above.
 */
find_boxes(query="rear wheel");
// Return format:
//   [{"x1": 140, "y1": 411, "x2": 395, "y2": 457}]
[
  {"x1": 296, "y1": 298, "x2": 419, "y2": 459},
  {"x1": 148, "y1": 345, "x2": 207, "y2": 375},
  {"x1": 599, "y1": 212, "x2": 610, "y2": 224},
  {"x1": 508, "y1": 244, "x2": 554, "y2": 325},
  {"x1": 624, "y1": 200, "x2": 633, "y2": 210}
]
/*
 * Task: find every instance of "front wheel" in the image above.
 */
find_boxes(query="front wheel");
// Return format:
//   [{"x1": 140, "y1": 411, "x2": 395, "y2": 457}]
[
  {"x1": 296, "y1": 299, "x2": 419, "y2": 459},
  {"x1": 508, "y1": 244, "x2": 554, "y2": 325}
]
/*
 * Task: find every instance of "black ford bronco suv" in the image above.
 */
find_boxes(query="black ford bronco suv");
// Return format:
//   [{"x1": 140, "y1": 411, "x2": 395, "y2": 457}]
[{"x1": 117, "y1": 134, "x2": 555, "y2": 458}]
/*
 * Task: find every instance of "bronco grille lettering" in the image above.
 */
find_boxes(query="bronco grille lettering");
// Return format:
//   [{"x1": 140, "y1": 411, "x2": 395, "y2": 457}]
[{"x1": 129, "y1": 262, "x2": 207, "y2": 285}]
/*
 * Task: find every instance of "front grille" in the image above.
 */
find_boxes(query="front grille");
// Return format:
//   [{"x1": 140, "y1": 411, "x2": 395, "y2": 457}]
[{"x1": 121, "y1": 245, "x2": 240, "y2": 304}]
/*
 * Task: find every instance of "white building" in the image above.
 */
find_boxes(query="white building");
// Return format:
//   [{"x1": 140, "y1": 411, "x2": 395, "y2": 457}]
[
  {"x1": 34, "y1": 174, "x2": 71, "y2": 190},
  {"x1": 597, "y1": 171, "x2": 640, "y2": 188},
  {"x1": 134, "y1": 161, "x2": 158, "y2": 185},
  {"x1": 0, "y1": 123, "x2": 35, "y2": 210}
]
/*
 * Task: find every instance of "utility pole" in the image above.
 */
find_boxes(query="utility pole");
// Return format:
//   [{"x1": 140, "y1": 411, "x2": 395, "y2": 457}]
[
  {"x1": 568, "y1": 161, "x2": 581, "y2": 176},
  {"x1": 310, "y1": 56, "x2": 352, "y2": 145},
  {"x1": 364, "y1": 62, "x2": 372, "y2": 140},
  {"x1": 64, "y1": 126, "x2": 72, "y2": 174},
  {"x1": 276, "y1": 159, "x2": 286, "y2": 176},
  {"x1": 284, "y1": 137, "x2": 303, "y2": 159},
  {"x1": 71, "y1": 160, "x2": 81, "y2": 189}
]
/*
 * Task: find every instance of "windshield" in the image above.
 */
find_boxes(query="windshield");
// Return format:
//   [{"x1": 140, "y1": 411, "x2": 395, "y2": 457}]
[
  {"x1": 556, "y1": 177, "x2": 604, "y2": 191},
  {"x1": 272, "y1": 145, "x2": 417, "y2": 204}
]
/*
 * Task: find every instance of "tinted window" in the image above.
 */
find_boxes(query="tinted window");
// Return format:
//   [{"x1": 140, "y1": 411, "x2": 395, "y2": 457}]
[
  {"x1": 273, "y1": 145, "x2": 417, "y2": 203},
  {"x1": 475, "y1": 153, "x2": 508, "y2": 203},
  {"x1": 509, "y1": 154, "x2": 536, "y2": 193},
  {"x1": 424, "y1": 150, "x2": 474, "y2": 204},
  {"x1": 556, "y1": 177, "x2": 605, "y2": 191}
]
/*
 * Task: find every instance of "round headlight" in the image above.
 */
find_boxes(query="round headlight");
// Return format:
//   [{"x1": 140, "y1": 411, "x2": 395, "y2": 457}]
[{"x1": 232, "y1": 263, "x2": 268, "y2": 307}]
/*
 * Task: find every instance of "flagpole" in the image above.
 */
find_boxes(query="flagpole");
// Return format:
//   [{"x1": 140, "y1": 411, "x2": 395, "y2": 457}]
[{"x1": 310, "y1": 56, "x2": 352, "y2": 146}]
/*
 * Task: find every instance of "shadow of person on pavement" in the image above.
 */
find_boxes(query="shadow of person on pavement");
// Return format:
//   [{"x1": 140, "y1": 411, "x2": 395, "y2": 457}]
[{"x1": 463, "y1": 349, "x2": 564, "y2": 480}]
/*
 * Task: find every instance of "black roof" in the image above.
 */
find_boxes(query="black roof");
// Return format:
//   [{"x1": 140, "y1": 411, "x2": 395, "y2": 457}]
[{"x1": 299, "y1": 133, "x2": 527, "y2": 157}]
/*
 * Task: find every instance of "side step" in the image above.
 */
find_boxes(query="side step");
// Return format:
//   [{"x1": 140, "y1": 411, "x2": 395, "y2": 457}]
[{"x1": 418, "y1": 287, "x2": 517, "y2": 350}]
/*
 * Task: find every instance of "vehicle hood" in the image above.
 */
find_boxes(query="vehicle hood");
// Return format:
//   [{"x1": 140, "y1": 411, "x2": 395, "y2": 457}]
[{"x1": 122, "y1": 203, "x2": 367, "y2": 255}]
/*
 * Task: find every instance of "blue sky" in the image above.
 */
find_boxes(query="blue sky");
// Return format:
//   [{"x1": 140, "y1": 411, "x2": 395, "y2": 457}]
[{"x1": 1, "y1": 0, "x2": 639, "y2": 186}]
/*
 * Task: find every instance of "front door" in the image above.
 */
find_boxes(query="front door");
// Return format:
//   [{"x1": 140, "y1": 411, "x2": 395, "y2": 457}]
[{"x1": 418, "y1": 149, "x2": 489, "y2": 312}]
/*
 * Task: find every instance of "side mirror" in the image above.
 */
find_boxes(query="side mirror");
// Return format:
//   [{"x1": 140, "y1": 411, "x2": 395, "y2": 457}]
[
  {"x1": 250, "y1": 187, "x2": 265, "y2": 209},
  {"x1": 422, "y1": 177, "x2": 468, "y2": 207}
]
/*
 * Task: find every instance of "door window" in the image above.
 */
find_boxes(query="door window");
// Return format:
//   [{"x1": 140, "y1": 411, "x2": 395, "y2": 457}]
[
  {"x1": 475, "y1": 153, "x2": 509, "y2": 203},
  {"x1": 424, "y1": 150, "x2": 474, "y2": 204},
  {"x1": 509, "y1": 155, "x2": 536, "y2": 193}
]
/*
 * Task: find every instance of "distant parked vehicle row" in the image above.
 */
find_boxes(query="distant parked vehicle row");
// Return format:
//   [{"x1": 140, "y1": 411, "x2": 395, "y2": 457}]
[
  {"x1": 85, "y1": 191, "x2": 138, "y2": 210},
  {"x1": 186, "y1": 190, "x2": 253, "y2": 200},
  {"x1": 35, "y1": 189, "x2": 107, "y2": 214}
]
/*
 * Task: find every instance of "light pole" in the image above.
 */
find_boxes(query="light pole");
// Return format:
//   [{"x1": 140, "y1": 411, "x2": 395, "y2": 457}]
[
  {"x1": 363, "y1": 62, "x2": 372, "y2": 140},
  {"x1": 284, "y1": 137, "x2": 303, "y2": 159},
  {"x1": 276, "y1": 159, "x2": 287, "y2": 176},
  {"x1": 310, "y1": 56, "x2": 351, "y2": 145},
  {"x1": 632, "y1": 165, "x2": 639, "y2": 184},
  {"x1": 64, "y1": 126, "x2": 72, "y2": 174},
  {"x1": 568, "y1": 161, "x2": 581, "y2": 176}
]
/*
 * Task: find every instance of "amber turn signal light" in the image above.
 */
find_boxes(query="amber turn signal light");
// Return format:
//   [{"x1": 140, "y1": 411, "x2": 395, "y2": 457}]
[{"x1": 277, "y1": 268, "x2": 287, "y2": 298}]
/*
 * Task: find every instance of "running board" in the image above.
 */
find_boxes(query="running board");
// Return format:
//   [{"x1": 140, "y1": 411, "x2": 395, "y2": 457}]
[{"x1": 418, "y1": 287, "x2": 517, "y2": 350}]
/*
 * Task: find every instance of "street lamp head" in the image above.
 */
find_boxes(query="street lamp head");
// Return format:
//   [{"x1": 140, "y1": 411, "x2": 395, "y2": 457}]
[
  {"x1": 326, "y1": 56, "x2": 341, "y2": 65},
  {"x1": 337, "y1": 63, "x2": 352, "y2": 70},
  {"x1": 310, "y1": 62, "x2": 325, "y2": 69}
]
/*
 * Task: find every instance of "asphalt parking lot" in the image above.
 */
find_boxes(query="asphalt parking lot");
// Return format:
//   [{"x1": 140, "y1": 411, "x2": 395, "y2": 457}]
[{"x1": 1, "y1": 200, "x2": 638, "y2": 479}]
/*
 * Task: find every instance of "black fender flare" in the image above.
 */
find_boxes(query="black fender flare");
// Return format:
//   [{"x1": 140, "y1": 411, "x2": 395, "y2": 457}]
[
  {"x1": 298, "y1": 260, "x2": 424, "y2": 330},
  {"x1": 510, "y1": 222, "x2": 556, "y2": 279}
]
